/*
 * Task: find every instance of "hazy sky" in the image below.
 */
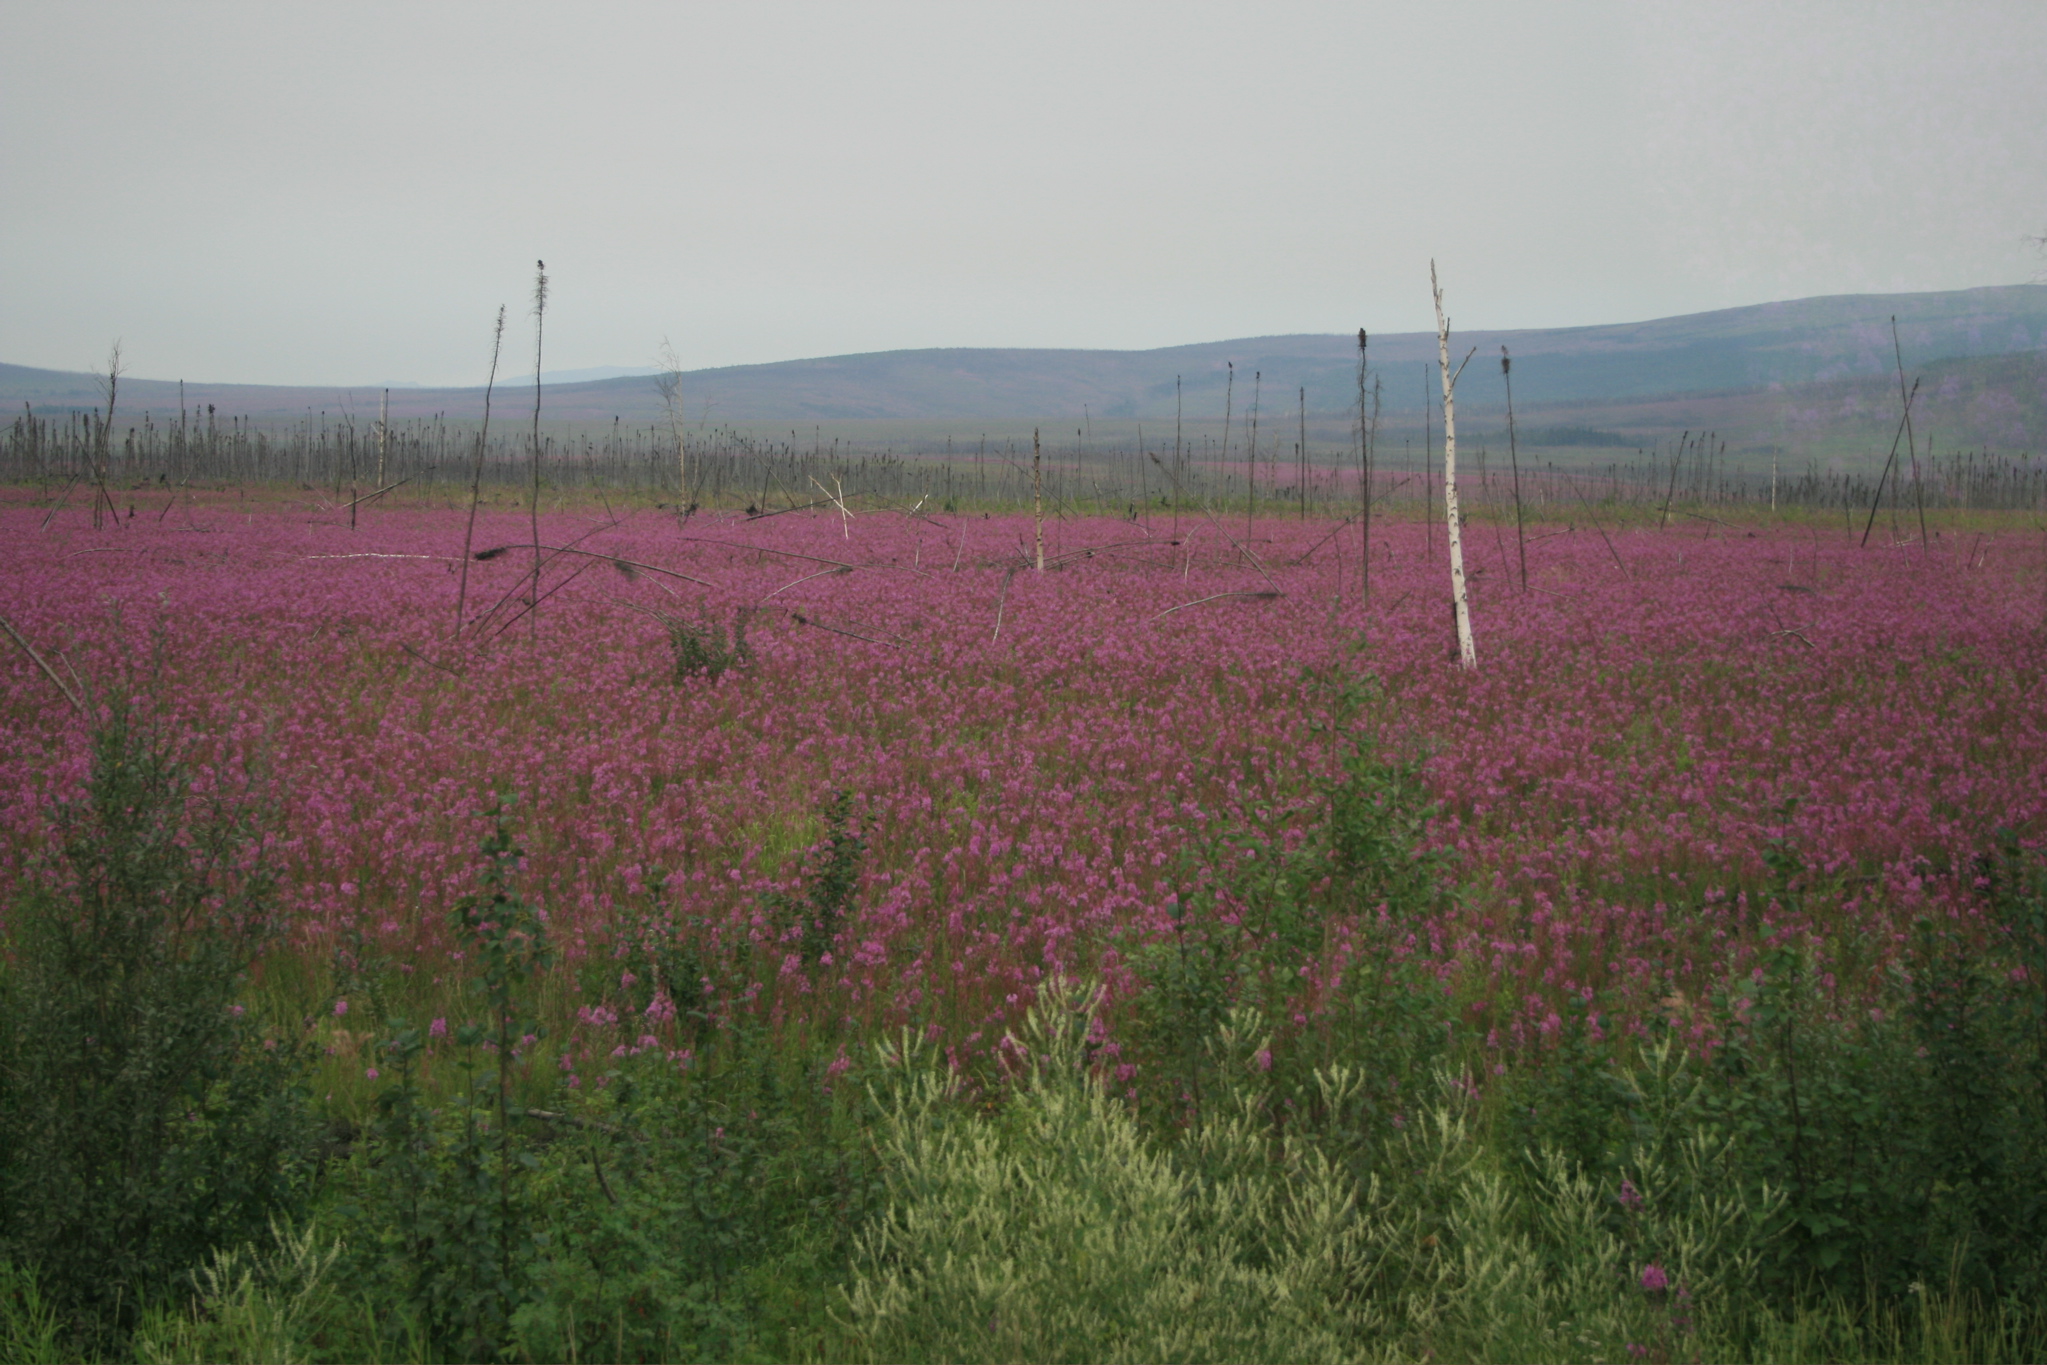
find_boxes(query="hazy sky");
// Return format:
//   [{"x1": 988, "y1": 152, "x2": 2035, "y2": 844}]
[{"x1": 5, "y1": 1, "x2": 2044, "y2": 386}]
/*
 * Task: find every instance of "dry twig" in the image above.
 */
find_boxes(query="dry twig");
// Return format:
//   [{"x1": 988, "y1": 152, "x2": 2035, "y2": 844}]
[
  {"x1": 1150, "y1": 590, "x2": 1283, "y2": 622},
  {"x1": 0, "y1": 612, "x2": 85, "y2": 714}
]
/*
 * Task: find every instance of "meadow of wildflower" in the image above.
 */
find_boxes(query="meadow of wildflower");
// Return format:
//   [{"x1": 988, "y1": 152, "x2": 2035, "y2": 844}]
[{"x1": 2, "y1": 484, "x2": 2045, "y2": 1362}]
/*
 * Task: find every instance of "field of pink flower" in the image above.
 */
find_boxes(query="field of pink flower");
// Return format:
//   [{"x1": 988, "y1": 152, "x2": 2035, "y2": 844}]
[{"x1": 3, "y1": 491, "x2": 2043, "y2": 1068}]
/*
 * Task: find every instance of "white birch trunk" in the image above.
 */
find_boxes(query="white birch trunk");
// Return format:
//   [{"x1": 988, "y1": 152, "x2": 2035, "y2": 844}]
[
  {"x1": 1033, "y1": 427, "x2": 1045, "y2": 571},
  {"x1": 1432, "y1": 261, "x2": 1477, "y2": 671}
]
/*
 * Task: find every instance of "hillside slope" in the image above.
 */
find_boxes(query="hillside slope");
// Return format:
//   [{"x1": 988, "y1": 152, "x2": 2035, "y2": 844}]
[{"x1": 6, "y1": 285, "x2": 2044, "y2": 459}]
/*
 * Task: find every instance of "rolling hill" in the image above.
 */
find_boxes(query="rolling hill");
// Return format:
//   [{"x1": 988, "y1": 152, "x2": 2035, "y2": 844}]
[{"x1": 6, "y1": 285, "x2": 2044, "y2": 464}]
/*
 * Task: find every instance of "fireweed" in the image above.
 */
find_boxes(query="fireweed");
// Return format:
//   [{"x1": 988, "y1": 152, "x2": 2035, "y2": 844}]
[
  {"x1": 3, "y1": 499, "x2": 2038, "y2": 1052},
  {"x1": 4, "y1": 493, "x2": 2046, "y2": 1360}
]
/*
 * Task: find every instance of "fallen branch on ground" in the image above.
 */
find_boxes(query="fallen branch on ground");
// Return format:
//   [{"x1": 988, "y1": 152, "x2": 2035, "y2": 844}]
[
  {"x1": 398, "y1": 642, "x2": 465, "y2": 677},
  {"x1": 789, "y1": 612, "x2": 902, "y2": 648},
  {"x1": 1150, "y1": 590, "x2": 1283, "y2": 622},
  {"x1": 473, "y1": 544, "x2": 712, "y2": 588},
  {"x1": 0, "y1": 612, "x2": 85, "y2": 714}
]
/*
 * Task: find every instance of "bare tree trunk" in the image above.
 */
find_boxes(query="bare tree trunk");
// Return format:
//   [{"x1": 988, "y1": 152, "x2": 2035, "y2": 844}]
[
  {"x1": 1892, "y1": 316, "x2": 1929, "y2": 554},
  {"x1": 1033, "y1": 428, "x2": 1044, "y2": 571},
  {"x1": 1297, "y1": 385, "x2": 1306, "y2": 521},
  {"x1": 91, "y1": 342, "x2": 123, "y2": 531},
  {"x1": 1502, "y1": 347, "x2": 1527, "y2": 592},
  {"x1": 456, "y1": 306, "x2": 507, "y2": 630},
  {"x1": 1660, "y1": 431, "x2": 1693, "y2": 529},
  {"x1": 1220, "y1": 362, "x2": 1234, "y2": 535},
  {"x1": 529, "y1": 261, "x2": 548, "y2": 638},
  {"x1": 1246, "y1": 369, "x2": 1260, "y2": 541},
  {"x1": 657, "y1": 339, "x2": 686, "y2": 503},
  {"x1": 1432, "y1": 262, "x2": 1477, "y2": 671},
  {"x1": 348, "y1": 414, "x2": 359, "y2": 531},
  {"x1": 1861, "y1": 379, "x2": 1919, "y2": 549},
  {"x1": 1356, "y1": 329, "x2": 1371, "y2": 609},
  {"x1": 1173, "y1": 375, "x2": 1183, "y2": 536},
  {"x1": 376, "y1": 388, "x2": 390, "y2": 486},
  {"x1": 1138, "y1": 422, "x2": 1148, "y2": 524}
]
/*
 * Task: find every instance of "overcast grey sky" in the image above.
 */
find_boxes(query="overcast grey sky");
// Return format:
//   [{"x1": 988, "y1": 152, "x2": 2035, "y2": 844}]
[{"x1": 4, "y1": 1, "x2": 2044, "y2": 386}]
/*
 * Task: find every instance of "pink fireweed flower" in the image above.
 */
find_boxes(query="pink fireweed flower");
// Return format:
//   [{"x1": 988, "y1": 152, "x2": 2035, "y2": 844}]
[
  {"x1": 1640, "y1": 1263, "x2": 1669, "y2": 1292},
  {"x1": 5, "y1": 507, "x2": 2040, "y2": 1079},
  {"x1": 332, "y1": 1000, "x2": 348, "y2": 1017},
  {"x1": 429, "y1": 1017, "x2": 447, "y2": 1038}
]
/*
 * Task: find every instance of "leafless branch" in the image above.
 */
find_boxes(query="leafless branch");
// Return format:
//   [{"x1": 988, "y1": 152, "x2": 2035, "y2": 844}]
[
  {"x1": 1150, "y1": 590, "x2": 1284, "y2": 622},
  {"x1": 0, "y1": 612, "x2": 85, "y2": 714}
]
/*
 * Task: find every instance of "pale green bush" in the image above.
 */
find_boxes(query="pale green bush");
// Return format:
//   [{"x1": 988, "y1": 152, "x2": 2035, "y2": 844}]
[
  {"x1": 0, "y1": 1263, "x2": 66, "y2": 1364},
  {"x1": 836, "y1": 980, "x2": 1375, "y2": 1363},
  {"x1": 838, "y1": 979, "x2": 1792, "y2": 1365},
  {"x1": 131, "y1": 1219, "x2": 342, "y2": 1365}
]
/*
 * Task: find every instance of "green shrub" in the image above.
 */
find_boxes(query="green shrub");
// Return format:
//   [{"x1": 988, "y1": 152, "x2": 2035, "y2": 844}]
[
  {"x1": 0, "y1": 1262, "x2": 66, "y2": 1364},
  {"x1": 666, "y1": 608, "x2": 751, "y2": 683},
  {"x1": 507, "y1": 1021, "x2": 882, "y2": 1364},
  {"x1": 339, "y1": 800, "x2": 554, "y2": 1362},
  {"x1": 837, "y1": 980, "x2": 1373, "y2": 1364},
  {"x1": 1688, "y1": 840, "x2": 2047, "y2": 1307},
  {"x1": 330, "y1": 798, "x2": 877, "y2": 1362},
  {"x1": 129, "y1": 1218, "x2": 343, "y2": 1365},
  {"x1": 838, "y1": 978, "x2": 1796, "y2": 1364},
  {"x1": 0, "y1": 699, "x2": 315, "y2": 1349},
  {"x1": 1122, "y1": 681, "x2": 1449, "y2": 1130},
  {"x1": 1501, "y1": 988, "x2": 1634, "y2": 1185},
  {"x1": 764, "y1": 791, "x2": 865, "y2": 971}
]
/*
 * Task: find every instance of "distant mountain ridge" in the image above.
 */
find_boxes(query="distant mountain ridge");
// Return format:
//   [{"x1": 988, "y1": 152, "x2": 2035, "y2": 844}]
[{"x1": 5, "y1": 285, "x2": 2045, "y2": 459}]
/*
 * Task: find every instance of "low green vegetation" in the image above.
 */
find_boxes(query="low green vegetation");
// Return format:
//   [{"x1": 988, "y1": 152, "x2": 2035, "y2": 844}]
[
  {"x1": 4, "y1": 687, "x2": 2045, "y2": 1363},
  {"x1": 0, "y1": 695, "x2": 316, "y2": 1356}
]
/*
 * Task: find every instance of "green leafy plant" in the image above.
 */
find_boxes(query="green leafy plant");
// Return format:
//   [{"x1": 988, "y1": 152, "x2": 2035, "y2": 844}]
[
  {"x1": 129, "y1": 1218, "x2": 343, "y2": 1365},
  {"x1": 1503, "y1": 989, "x2": 1632, "y2": 1185},
  {"x1": 593, "y1": 863, "x2": 712, "y2": 1028},
  {"x1": 837, "y1": 979, "x2": 1374, "y2": 1364},
  {"x1": 346, "y1": 798, "x2": 553, "y2": 1361},
  {"x1": 510, "y1": 1020, "x2": 883, "y2": 1364},
  {"x1": 1123, "y1": 673, "x2": 1447, "y2": 1128},
  {"x1": 0, "y1": 697, "x2": 315, "y2": 1349},
  {"x1": 764, "y1": 791, "x2": 866, "y2": 970},
  {"x1": 0, "y1": 1262, "x2": 65, "y2": 1365},
  {"x1": 666, "y1": 607, "x2": 752, "y2": 683},
  {"x1": 1680, "y1": 836, "x2": 2047, "y2": 1310}
]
